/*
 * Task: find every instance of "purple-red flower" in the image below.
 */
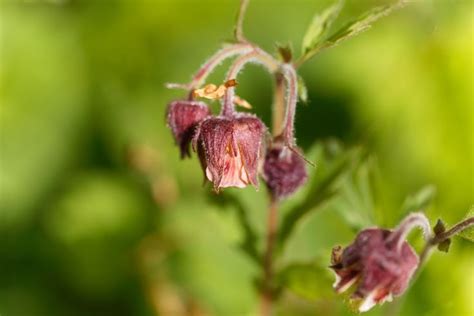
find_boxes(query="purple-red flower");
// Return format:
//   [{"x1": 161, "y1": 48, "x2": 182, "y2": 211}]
[
  {"x1": 263, "y1": 143, "x2": 307, "y2": 200},
  {"x1": 166, "y1": 100, "x2": 211, "y2": 158},
  {"x1": 331, "y1": 228, "x2": 419, "y2": 312},
  {"x1": 193, "y1": 114, "x2": 266, "y2": 191}
]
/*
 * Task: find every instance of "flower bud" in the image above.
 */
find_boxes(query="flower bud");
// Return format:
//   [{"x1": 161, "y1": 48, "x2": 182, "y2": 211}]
[
  {"x1": 166, "y1": 100, "x2": 211, "y2": 158},
  {"x1": 263, "y1": 143, "x2": 308, "y2": 200},
  {"x1": 193, "y1": 114, "x2": 266, "y2": 191},
  {"x1": 331, "y1": 228, "x2": 419, "y2": 312}
]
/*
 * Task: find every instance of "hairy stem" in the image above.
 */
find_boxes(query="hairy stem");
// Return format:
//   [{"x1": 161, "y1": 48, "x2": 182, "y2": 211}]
[
  {"x1": 234, "y1": 0, "x2": 250, "y2": 42},
  {"x1": 189, "y1": 43, "x2": 254, "y2": 91},
  {"x1": 272, "y1": 73, "x2": 285, "y2": 136},
  {"x1": 419, "y1": 216, "x2": 474, "y2": 266},
  {"x1": 280, "y1": 64, "x2": 299, "y2": 146},
  {"x1": 261, "y1": 199, "x2": 278, "y2": 316},
  {"x1": 221, "y1": 50, "x2": 280, "y2": 117},
  {"x1": 386, "y1": 212, "x2": 431, "y2": 251}
]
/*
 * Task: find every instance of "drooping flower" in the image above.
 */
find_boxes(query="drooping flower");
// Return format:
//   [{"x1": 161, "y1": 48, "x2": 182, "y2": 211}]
[
  {"x1": 263, "y1": 142, "x2": 307, "y2": 200},
  {"x1": 166, "y1": 100, "x2": 211, "y2": 158},
  {"x1": 193, "y1": 113, "x2": 266, "y2": 191},
  {"x1": 330, "y1": 228, "x2": 419, "y2": 312}
]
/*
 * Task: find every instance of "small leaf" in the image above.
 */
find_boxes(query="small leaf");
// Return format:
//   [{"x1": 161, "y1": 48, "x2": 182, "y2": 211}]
[
  {"x1": 278, "y1": 262, "x2": 333, "y2": 300},
  {"x1": 402, "y1": 185, "x2": 436, "y2": 214},
  {"x1": 278, "y1": 142, "x2": 364, "y2": 251},
  {"x1": 433, "y1": 219, "x2": 446, "y2": 236},
  {"x1": 458, "y1": 206, "x2": 474, "y2": 242},
  {"x1": 324, "y1": 1, "x2": 405, "y2": 46},
  {"x1": 276, "y1": 43, "x2": 293, "y2": 63},
  {"x1": 301, "y1": 0, "x2": 344, "y2": 55},
  {"x1": 297, "y1": 75, "x2": 308, "y2": 103},
  {"x1": 437, "y1": 238, "x2": 451, "y2": 253}
]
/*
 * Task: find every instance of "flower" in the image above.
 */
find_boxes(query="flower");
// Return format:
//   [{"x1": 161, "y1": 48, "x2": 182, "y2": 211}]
[
  {"x1": 263, "y1": 143, "x2": 307, "y2": 199},
  {"x1": 330, "y1": 228, "x2": 419, "y2": 312},
  {"x1": 166, "y1": 100, "x2": 211, "y2": 158},
  {"x1": 193, "y1": 114, "x2": 266, "y2": 191}
]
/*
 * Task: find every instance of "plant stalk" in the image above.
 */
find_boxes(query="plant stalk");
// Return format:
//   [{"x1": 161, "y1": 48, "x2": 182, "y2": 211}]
[
  {"x1": 260, "y1": 199, "x2": 279, "y2": 316},
  {"x1": 419, "y1": 216, "x2": 474, "y2": 266}
]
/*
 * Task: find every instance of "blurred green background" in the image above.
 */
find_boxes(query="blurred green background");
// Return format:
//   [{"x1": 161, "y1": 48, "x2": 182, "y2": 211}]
[{"x1": 0, "y1": 0, "x2": 472, "y2": 315}]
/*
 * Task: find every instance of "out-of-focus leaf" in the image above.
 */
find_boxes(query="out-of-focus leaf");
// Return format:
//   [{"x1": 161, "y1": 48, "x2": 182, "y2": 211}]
[
  {"x1": 457, "y1": 206, "x2": 474, "y2": 242},
  {"x1": 208, "y1": 192, "x2": 260, "y2": 265},
  {"x1": 297, "y1": 75, "x2": 308, "y2": 104},
  {"x1": 277, "y1": 262, "x2": 333, "y2": 300},
  {"x1": 301, "y1": 0, "x2": 344, "y2": 55},
  {"x1": 402, "y1": 185, "x2": 436, "y2": 214},
  {"x1": 332, "y1": 156, "x2": 376, "y2": 232},
  {"x1": 278, "y1": 142, "x2": 364, "y2": 251}
]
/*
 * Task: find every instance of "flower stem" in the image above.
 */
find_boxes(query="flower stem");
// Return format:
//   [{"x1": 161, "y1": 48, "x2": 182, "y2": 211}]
[
  {"x1": 386, "y1": 212, "x2": 431, "y2": 251},
  {"x1": 234, "y1": 0, "x2": 250, "y2": 42},
  {"x1": 280, "y1": 64, "x2": 299, "y2": 146},
  {"x1": 272, "y1": 73, "x2": 285, "y2": 136},
  {"x1": 419, "y1": 216, "x2": 474, "y2": 266},
  {"x1": 221, "y1": 50, "x2": 280, "y2": 117},
  {"x1": 189, "y1": 43, "x2": 254, "y2": 91},
  {"x1": 261, "y1": 199, "x2": 278, "y2": 316}
]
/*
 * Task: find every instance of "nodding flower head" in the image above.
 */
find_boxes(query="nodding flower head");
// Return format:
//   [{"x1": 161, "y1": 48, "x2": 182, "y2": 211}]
[
  {"x1": 263, "y1": 142, "x2": 308, "y2": 200},
  {"x1": 193, "y1": 113, "x2": 266, "y2": 191},
  {"x1": 330, "y1": 228, "x2": 419, "y2": 312},
  {"x1": 166, "y1": 100, "x2": 211, "y2": 158}
]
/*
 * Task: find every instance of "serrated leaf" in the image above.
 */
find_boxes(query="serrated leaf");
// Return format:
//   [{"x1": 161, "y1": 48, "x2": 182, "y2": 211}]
[
  {"x1": 297, "y1": 75, "x2": 308, "y2": 103},
  {"x1": 297, "y1": 1, "x2": 406, "y2": 66},
  {"x1": 301, "y1": 0, "x2": 344, "y2": 55},
  {"x1": 278, "y1": 262, "x2": 333, "y2": 300},
  {"x1": 458, "y1": 206, "x2": 474, "y2": 242},
  {"x1": 332, "y1": 156, "x2": 376, "y2": 232},
  {"x1": 325, "y1": 2, "x2": 405, "y2": 46},
  {"x1": 278, "y1": 142, "x2": 364, "y2": 251},
  {"x1": 402, "y1": 185, "x2": 436, "y2": 214}
]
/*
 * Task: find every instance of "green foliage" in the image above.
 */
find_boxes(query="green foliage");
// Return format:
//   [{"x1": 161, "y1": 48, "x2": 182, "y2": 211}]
[
  {"x1": 301, "y1": 0, "x2": 344, "y2": 55},
  {"x1": 278, "y1": 142, "x2": 365, "y2": 251},
  {"x1": 298, "y1": 0, "x2": 405, "y2": 64},
  {"x1": 277, "y1": 262, "x2": 333, "y2": 301},
  {"x1": 297, "y1": 75, "x2": 308, "y2": 104},
  {"x1": 402, "y1": 185, "x2": 437, "y2": 214}
]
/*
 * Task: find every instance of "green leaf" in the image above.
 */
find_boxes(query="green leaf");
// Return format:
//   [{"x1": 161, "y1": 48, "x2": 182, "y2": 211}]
[
  {"x1": 332, "y1": 156, "x2": 377, "y2": 231},
  {"x1": 301, "y1": 0, "x2": 344, "y2": 55},
  {"x1": 277, "y1": 262, "x2": 333, "y2": 300},
  {"x1": 297, "y1": 75, "x2": 308, "y2": 104},
  {"x1": 458, "y1": 206, "x2": 474, "y2": 242},
  {"x1": 297, "y1": 1, "x2": 406, "y2": 65},
  {"x1": 402, "y1": 185, "x2": 437, "y2": 214},
  {"x1": 208, "y1": 192, "x2": 260, "y2": 265},
  {"x1": 278, "y1": 142, "x2": 364, "y2": 251},
  {"x1": 324, "y1": 1, "x2": 405, "y2": 46}
]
